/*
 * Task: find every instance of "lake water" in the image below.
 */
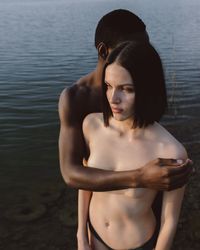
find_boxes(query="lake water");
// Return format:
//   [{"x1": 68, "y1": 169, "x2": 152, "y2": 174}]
[{"x1": 0, "y1": 0, "x2": 200, "y2": 192}]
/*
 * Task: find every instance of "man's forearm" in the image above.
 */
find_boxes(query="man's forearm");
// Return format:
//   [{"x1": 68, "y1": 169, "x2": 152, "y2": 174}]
[
  {"x1": 60, "y1": 158, "x2": 192, "y2": 191},
  {"x1": 61, "y1": 163, "x2": 141, "y2": 191}
]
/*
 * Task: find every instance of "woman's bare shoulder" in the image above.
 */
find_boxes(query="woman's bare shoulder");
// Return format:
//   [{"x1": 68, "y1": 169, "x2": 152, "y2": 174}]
[
  {"x1": 152, "y1": 122, "x2": 187, "y2": 159},
  {"x1": 82, "y1": 113, "x2": 104, "y2": 138},
  {"x1": 83, "y1": 113, "x2": 103, "y2": 126}
]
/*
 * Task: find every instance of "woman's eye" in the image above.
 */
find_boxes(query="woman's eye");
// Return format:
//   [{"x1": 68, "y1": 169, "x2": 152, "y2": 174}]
[{"x1": 123, "y1": 88, "x2": 134, "y2": 92}]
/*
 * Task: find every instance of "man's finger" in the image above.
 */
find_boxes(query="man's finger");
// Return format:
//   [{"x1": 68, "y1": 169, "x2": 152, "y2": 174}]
[
  {"x1": 167, "y1": 161, "x2": 193, "y2": 177},
  {"x1": 158, "y1": 158, "x2": 185, "y2": 167},
  {"x1": 168, "y1": 176, "x2": 189, "y2": 190},
  {"x1": 166, "y1": 168, "x2": 192, "y2": 190}
]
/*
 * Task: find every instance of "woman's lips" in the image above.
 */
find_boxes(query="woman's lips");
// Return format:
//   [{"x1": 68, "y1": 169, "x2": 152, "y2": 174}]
[{"x1": 111, "y1": 107, "x2": 123, "y2": 113}]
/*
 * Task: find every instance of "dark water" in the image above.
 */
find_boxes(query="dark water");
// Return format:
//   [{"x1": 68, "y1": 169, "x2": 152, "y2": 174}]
[{"x1": 0, "y1": 0, "x2": 200, "y2": 191}]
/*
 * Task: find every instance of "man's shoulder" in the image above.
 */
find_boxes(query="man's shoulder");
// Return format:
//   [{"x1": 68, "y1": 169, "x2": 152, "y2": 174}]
[
  {"x1": 60, "y1": 82, "x2": 91, "y2": 104},
  {"x1": 60, "y1": 71, "x2": 93, "y2": 98},
  {"x1": 58, "y1": 78, "x2": 94, "y2": 124}
]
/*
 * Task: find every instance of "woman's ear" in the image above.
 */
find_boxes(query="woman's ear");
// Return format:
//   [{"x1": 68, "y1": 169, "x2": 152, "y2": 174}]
[{"x1": 97, "y1": 42, "x2": 109, "y2": 60}]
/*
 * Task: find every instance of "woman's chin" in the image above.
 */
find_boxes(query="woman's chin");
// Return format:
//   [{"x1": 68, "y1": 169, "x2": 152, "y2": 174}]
[
  {"x1": 112, "y1": 112, "x2": 134, "y2": 124},
  {"x1": 113, "y1": 113, "x2": 128, "y2": 121}
]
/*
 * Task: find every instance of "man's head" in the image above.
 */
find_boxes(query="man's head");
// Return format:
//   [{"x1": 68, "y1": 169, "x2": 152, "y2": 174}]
[{"x1": 95, "y1": 9, "x2": 149, "y2": 60}]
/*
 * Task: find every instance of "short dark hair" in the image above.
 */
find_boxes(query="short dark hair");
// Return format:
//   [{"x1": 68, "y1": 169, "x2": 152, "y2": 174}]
[
  {"x1": 102, "y1": 41, "x2": 168, "y2": 128},
  {"x1": 95, "y1": 9, "x2": 149, "y2": 49}
]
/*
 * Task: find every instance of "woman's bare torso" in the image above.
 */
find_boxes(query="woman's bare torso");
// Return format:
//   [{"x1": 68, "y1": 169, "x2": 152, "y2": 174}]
[{"x1": 85, "y1": 113, "x2": 178, "y2": 249}]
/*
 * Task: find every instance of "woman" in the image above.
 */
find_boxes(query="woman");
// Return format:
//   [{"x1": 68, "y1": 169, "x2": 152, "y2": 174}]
[{"x1": 77, "y1": 41, "x2": 187, "y2": 250}]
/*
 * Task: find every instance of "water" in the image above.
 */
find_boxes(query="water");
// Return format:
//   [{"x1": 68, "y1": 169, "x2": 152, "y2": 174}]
[{"x1": 0, "y1": 0, "x2": 200, "y2": 190}]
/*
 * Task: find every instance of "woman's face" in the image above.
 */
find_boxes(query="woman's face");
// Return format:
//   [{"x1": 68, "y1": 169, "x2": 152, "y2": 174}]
[{"x1": 105, "y1": 63, "x2": 135, "y2": 121}]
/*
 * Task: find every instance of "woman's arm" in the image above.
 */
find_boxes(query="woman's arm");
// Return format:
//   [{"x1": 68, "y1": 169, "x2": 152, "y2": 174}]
[
  {"x1": 155, "y1": 143, "x2": 188, "y2": 250},
  {"x1": 154, "y1": 186, "x2": 185, "y2": 250},
  {"x1": 76, "y1": 114, "x2": 93, "y2": 250},
  {"x1": 77, "y1": 189, "x2": 92, "y2": 250}
]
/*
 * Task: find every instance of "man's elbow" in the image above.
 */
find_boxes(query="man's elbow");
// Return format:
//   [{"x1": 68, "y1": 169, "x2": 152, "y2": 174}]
[{"x1": 60, "y1": 162, "x2": 78, "y2": 188}]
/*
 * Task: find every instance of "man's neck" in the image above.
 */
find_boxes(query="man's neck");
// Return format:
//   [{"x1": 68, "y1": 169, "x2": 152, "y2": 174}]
[{"x1": 91, "y1": 60, "x2": 105, "y2": 88}]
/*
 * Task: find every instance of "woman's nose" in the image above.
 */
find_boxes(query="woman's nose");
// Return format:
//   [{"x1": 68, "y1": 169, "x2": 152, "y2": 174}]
[{"x1": 110, "y1": 89, "x2": 120, "y2": 104}]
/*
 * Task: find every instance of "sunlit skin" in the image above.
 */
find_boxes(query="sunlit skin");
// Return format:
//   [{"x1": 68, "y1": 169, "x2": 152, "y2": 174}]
[{"x1": 77, "y1": 63, "x2": 187, "y2": 250}]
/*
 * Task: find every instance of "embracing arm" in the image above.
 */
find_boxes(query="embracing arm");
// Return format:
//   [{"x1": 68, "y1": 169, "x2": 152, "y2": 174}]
[{"x1": 58, "y1": 87, "x2": 192, "y2": 191}]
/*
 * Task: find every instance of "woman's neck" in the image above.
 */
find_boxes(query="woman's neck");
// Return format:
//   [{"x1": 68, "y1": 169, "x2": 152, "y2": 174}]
[{"x1": 109, "y1": 117, "x2": 143, "y2": 138}]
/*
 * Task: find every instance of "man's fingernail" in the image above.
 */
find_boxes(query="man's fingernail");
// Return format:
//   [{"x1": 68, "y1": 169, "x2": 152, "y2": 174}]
[{"x1": 177, "y1": 159, "x2": 183, "y2": 164}]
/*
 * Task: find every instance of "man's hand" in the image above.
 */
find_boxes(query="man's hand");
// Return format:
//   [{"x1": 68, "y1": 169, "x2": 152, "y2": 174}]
[{"x1": 139, "y1": 158, "x2": 193, "y2": 191}]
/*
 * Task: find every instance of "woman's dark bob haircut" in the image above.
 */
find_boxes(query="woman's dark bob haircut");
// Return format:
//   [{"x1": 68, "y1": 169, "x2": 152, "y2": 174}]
[{"x1": 102, "y1": 41, "x2": 168, "y2": 128}]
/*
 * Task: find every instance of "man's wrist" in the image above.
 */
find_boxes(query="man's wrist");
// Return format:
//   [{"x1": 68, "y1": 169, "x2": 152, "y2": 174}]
[{"x1": 129, "y1": 168, "x2": 143, "y2": 188}]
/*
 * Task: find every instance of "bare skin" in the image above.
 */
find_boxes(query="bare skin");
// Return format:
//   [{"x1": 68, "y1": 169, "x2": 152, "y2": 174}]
[
  {"x1": 58, "y1": 51, "x2": 192, "y2": 191},
  {"x1": 78, "y1": 113, "x2": 187, "y2": 250},
  {"x1": 77, "y1": 63, "x2": 187, "y2": 250}
]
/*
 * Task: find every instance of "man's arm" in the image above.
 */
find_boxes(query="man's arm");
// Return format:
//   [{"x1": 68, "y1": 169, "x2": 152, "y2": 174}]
[{"x1": 58, "y1": 88, "x2": 192, "y2": 191}]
